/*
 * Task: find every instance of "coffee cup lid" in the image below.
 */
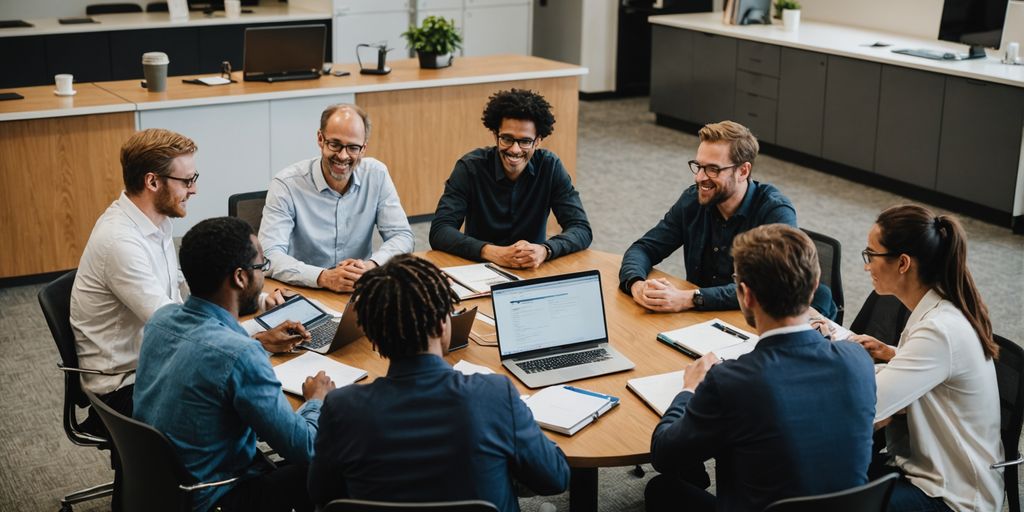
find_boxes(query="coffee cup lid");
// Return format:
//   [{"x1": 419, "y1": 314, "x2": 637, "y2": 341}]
[{"x1": 142, "y1": 52, "x2": 170, "y2": 65}]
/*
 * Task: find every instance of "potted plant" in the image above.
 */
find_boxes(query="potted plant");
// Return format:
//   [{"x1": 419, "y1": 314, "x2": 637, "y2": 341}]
[
  {"x1": 774, "y1": 0, "x2": 801, "y2": 31},
  {"x1": 401, "y1": 16, "x2": 463, "y2": 69}
]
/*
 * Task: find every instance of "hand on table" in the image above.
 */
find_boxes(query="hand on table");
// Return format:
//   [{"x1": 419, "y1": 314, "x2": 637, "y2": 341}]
[
  {"x1": 682, "y1": 352, "x2": 721, "y2": 393},
  {"x1": 254, "y1": 320, "x2": 309, "y2": 353},
  {"x1": 630, "y1": 278, "x2": 694, "y2": 313},
  {"x1": 482, "y1": 242, "x2": 545, "y2": 269},
  {"x1": 850, "y1": 334, "x2": 896, "y2": 362},
  {"x1": 317, "y1": 259, "x2": 377, "y2": 292},
  {"x1": 302, "y1": 370, "x2": 336, "y2": 402},
  {"x1": 810, "y1": 317, "x2": 835, "y2": 340},
  {"x1": 262, "y1": 288, "x2": 288, "y2": 310}
]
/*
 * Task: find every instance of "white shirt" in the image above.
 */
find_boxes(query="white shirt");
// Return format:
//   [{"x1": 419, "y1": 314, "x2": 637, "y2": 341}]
[
  {"x1": 70, "y1": 192, "x2": 187, "y2": 395},
  {"x1": 875, "y1": 289, "x2": 1003, "y2": 511}
]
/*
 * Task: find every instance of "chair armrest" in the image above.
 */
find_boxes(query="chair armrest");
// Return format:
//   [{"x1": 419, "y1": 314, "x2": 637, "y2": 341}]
[
  {"x1": 179, "y1": 476, "x2": 240, "y2": 492},
  {"x1": 58, "y1": 364, "x2": 136, "y2": 376},
  {"x1": 991, "y1": 457, "x2": 1024, "y2": 469}
]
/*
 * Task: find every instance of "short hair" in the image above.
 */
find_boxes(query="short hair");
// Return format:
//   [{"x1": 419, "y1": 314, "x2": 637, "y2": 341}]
[
  {"x1": 731, "y1": 224, "x2": 819, "y2": 319},
  {"x1": 698, "y1": 121, "x2": 759, "y2": 168},
  {"x1": 179, "y1": 217, "x2": 257, "y2": 298},
  {"x1": 351, "y1": 255, "x2": 456, "y2": 358},
  {"x1": 319, "y1": 103, "x2": 371, "y2": 141},
  {"x1": 481, "y1": 88, "x2": 556, "y2": 139},
  {"x1": 120, "y1": 129, "x2": 197, "y2": 195}
]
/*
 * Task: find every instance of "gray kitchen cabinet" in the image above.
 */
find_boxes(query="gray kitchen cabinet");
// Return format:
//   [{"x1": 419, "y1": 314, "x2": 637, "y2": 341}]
[
  {"x1": 690, "y1": 31, "x2": 736, "y2": 125},
  {"x1": 874, "y1": 66, "x2": 945, "y2": 189},
  {"x1": 650, "y1": 26, "x2": 694, "y2": 122},
  {"x1": 822, "y1": 55, "x2": 881, "y2": 171},
  {"x1": 776, "y1": 48, "x2": 827, "y2": 156}
]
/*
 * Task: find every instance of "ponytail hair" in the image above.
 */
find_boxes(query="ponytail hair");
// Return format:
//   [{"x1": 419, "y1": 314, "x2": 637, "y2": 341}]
[{"x1": 875, "y1": 205, "x2": 997, "y2": 359}]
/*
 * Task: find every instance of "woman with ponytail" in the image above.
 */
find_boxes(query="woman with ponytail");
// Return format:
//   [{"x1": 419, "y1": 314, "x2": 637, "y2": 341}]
[{"x1": 855, "y1": 204, "x2": 1002, "y2": 511}]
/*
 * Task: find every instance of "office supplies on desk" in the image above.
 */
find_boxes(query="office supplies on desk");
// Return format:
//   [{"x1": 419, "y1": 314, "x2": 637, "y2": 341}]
[
  {"x1": 243, "y1": 25, "x2": 325, "y2": 82},
  {"x1": 627, "y1": 371, "x2": 685, "y2": 416},
  {"x1": 357, "y1": 43, "x2": 392, "y2": 75},
  {"x1": 58, "y1": 17, "x2": 97, "y2": 24},
  {"x1": 182, "y1": 77, "x2": 235, "y2": 86},
  {"x1": 448, "y1": 306, "x2": 478, "y2": 351},
  {"x1": 0, "y1": 20, "x2": 32, "y2": 28},
  {"x1": 657, "y1": 318, "x2": 759, "y2": 360},
  {"x1": 255, "y1": 295, "x2": 363, "y2": 354},
  {"x1": 272, "y1": 351, "x2": 366, "y2": 396},
  {"x1": 524, "y1": 385, "x2": 619, "y2": 435},
  {"x1": 442, "y1": 263, "x2": 519, "y2": 299},
  {"x1": 0, "y1": 92, "x2": 24, "y2": 101}
]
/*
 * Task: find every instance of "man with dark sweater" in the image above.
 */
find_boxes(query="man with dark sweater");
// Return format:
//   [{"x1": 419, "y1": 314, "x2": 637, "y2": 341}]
[{"x1": 646, "y1": 224, "x2": 876, "y2": 511}]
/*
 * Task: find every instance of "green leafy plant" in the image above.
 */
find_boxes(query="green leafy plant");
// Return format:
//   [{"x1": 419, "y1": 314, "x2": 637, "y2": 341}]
[
  {"x1": 774, "y1": 0, "x2": 801, "y2": 18},
  {"x1": 401, "y1": 16, "x2": 463, "y2": 55}
]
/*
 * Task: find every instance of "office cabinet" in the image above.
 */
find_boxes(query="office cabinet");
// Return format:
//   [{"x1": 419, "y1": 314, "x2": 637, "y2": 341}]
[
  {"x1": 333, "y1": 0, "x2": 410, "y2": 64},
  {"x1": 46, "y1": 33, "x2": 111, "y2": 83},
  {"x1": 463, "y1": 0, "x2": 531, "y2": 57},
  {"x1": 110, "y1": 28, "x2": 199, "y2": 80},
  {"x1": 0, "y1": 36, "x2": 46, "y2": 89},
  {"x1": 733, "y1": 90, "x2": 776, "y2": 143},
  {"x1": 736, "y1": 40, "x2": 779, "y2": 77},
  {"x1": 415, "y1": 0, "x2": 462, "y2": 55},
  {"x1": 874, "y1": 66, "x2": 944, "y2": 189},
  {"x1": 650, "y1": 26, "x2": 693, "y2": 121},
  {"x1": 936, "y1": 77, "x2": 1024, "y2": 212},
  {"x1": 690, "y1": 32, "x2": 735, "y2": 125},
  {"x1": 776, "y1": 48, "x2": 826, "y2": 156},
  {"x1": 822, "y1": 55, "x2": 880, "y2": 171}
]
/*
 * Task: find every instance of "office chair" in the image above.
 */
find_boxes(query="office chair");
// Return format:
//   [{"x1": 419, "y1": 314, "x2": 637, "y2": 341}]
[
  {"x1": 992, "y1": 334, "x2": 1024, "y2": 512},
  {"x1": 84, "y1": 389, "x2": 241, "y2": 512},
  {"x1": 146, "y1": 2, "x2": 169, "y2": 12},
  {"x1": 86, "y1": 3, "x2": 143, "y2": 15},
  {"x1": 849, "y1": 291, "x2": 910, "y2": 348},
  {"x1": 228, "y1": 190, "x2": 268, "y2": 233},
  {"x1": 800, "y1": 228, "x2": 845, "y2": 324},
  {"x1": 762, "y1": 472, "x2": 898, "y2": 511},
  {"x1": 323, "y1": 499, "x2": 498, "y2": 512}
]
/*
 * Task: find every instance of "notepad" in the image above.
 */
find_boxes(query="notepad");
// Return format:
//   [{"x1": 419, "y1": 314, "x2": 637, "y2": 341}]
[
  {"x1": 627, "y1": 371, "x2": 685, "y2": 416},
  {"x1": 272, "y1": 352, "x2": 367, "y2": 396},
  {"x1": 523, "y1": 385, "x2": 619, "y2": 436},
  {"x1": 442, "y1": 263, "x2": 519, "y2": 300},
  {"x1": 657, "y1": 318, "x2": 759, "y2": 360}
]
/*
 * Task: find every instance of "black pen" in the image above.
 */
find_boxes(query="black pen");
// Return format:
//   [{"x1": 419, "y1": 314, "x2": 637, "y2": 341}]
[
  {"x1": 712, "y1": 322, "x2": 749, "y2": 341},
  {"x1": 484, "y1": 263, "x2": 520, "y2": 282}
]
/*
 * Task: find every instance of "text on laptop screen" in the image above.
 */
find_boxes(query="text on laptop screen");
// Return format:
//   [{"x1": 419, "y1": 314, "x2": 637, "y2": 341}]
[
  {"x1": 259, "y1": 297, "x2": 324, "y2": 328},
  {"x1": 492, "y1": 274, "x2": 608, "y2": 356}
]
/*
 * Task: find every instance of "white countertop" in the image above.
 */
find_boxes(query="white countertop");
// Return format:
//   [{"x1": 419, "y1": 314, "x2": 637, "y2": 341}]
[
  {"x1": 0, "y1": 4, "x2": 330, "y2": 38},
  {"x1": 650, "y1": 12, "x2": 1024, "y2": 88}
]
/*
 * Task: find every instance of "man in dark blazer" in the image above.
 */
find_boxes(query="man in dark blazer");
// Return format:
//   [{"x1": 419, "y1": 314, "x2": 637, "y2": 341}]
[
  {"x1": 646, "y1": 224, "x2": 876, "y2": 512},
  {"x1": 308, "y1": 255, "x2": 570, "y2": 511}
]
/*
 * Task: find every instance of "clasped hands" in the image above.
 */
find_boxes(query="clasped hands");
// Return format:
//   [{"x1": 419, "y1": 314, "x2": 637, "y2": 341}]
[
  {"x1": 317, "y1": 258, "x2": 378, "y2": 292},
  {"x1": 630, "y1": 278, "x2": 695, "y2": 313},
  {"x1": 481, "y1": 240, "x2": 547, "y2": 269}
]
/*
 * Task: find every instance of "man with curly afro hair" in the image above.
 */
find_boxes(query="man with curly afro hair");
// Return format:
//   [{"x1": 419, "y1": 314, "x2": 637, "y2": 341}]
[{"x1": 429, "y1": 88, "x2": 592, "y2": 269}]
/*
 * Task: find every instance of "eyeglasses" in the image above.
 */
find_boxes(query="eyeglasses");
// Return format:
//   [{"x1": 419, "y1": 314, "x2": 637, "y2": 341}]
[
  {"x1": 496, "y1": 134, "x2": 537, "y2": 149},
  {"x1": 861, "y1": 249, "x2": 897, "y2": 264},
  {"x1": 688, "y1": 160, "x2": 741, "y2": 178},
  {"x1": 323, "y1": 139, "x2": 365, "y2": 155},
  {"x1": 242, "y1": 258, "x2": 271, "y2": 272},
  {"x1": 162, "y1": 171, "x2": 200, "y2": 188}
]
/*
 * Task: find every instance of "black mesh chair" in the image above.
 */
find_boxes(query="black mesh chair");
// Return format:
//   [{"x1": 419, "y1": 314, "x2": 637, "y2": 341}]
[
  {"x1": 801, "y1": 228, "x2": 844, "y2": 324},
  {"x1": 323, "y1": 499, "x2": 498, "y2": 512},
  {"x1": 146, "y1": 2, "x2": 169, "y2": 12},
  {"x1": 849, "y1": 291, "x2": 910, "y2": 347},
  {"x1": 86, "y1": 3, "x2": 143, "y2": 14},
  {"x1": 992, "y1": 334, "x2": 1024, "y2": 512},
  {"x1": 84, "y1": 389, "x2": 240, "y2": 512},
  {"x1": 228, "y1": 190, "x2": 268, "y2": 233},
  {"x1": 762, "y1": 473, "x2": 898, "y2": 511},
  {"x1": 39, "y1": 270, "x2": 131, "y2": 511}
]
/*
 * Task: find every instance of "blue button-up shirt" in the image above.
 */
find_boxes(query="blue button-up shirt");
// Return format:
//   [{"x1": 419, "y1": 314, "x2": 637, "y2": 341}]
[
  {"x1": 134, "y1": 297, "x2": 322, "y2": 512},
  {"x1": 259, "y1": 157, "x2": 415, "y2": 288}
]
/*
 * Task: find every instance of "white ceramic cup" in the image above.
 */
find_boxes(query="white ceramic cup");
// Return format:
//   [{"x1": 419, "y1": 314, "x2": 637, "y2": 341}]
[
  {"x1": 1006, "y1": 42, "x2": 1021, "y2": 64},
  {"x1": 783, "y1": 9, "x2": 800, "y2": 32},
  {"x1": 55, "y1": 74, "x2": 74, "y2": 94},
  {"x1": 225, "y1": 0, "x2": 241, "y2": 18}
]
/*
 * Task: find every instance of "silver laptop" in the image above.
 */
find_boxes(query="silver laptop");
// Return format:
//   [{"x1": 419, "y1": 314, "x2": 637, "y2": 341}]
[
  {"x1": 490, "y1": 270, "x2": 634, "y2": 388},
  {"x1": 255, "y1": 295, "x2": 363, "y2": 354}
]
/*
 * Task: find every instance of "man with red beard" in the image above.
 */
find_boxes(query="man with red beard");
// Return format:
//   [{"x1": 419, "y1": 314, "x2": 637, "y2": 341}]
[
  {"x1": 618, "y1": 121, "x2": 836, "y2": 318},
  {"x1": 429, "y1": 88, "x2": 592, "y2": 269},
  {"x1": 260, "y1": 104, "x2": 414, "y2": 292}
]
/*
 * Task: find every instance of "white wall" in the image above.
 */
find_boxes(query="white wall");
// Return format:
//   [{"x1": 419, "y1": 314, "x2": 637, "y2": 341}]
[
  {"x1": 579, "y1": 0, "x2": 616, "y2": 93},
  {"x1": 800, "y1": 0, "x2": 944, "y2": 40},
  {"x1": 0, "y1": 0, "x2": 103, "y2": 20}
]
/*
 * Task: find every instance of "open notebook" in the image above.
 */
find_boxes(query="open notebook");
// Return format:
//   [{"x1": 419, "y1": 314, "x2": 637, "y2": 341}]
[
  {"x1": 272, "y1": 352, "x2": 367, "y2": 395},
  {"x1": 657, "y1": 318, "x2": 759, "y2": 360},
  {"x1": 627, "y1": 371, "x2": 685, "y2": 416}
]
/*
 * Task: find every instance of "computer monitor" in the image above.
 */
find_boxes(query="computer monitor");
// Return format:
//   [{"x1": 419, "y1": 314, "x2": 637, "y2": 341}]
[
  {"x1": 939, "y1": 0, "x2": 1010, "y2": 57},
  {"x1": 243, "y1": 25, "x2": 325, "y2": 82}
]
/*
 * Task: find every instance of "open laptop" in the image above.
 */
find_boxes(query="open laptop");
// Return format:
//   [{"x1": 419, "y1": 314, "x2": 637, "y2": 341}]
[
  {"x1": 243, "y1": 24, "x2": 325, "y2": 82},
  {"x1": 255, "y1": 295, "x2": 363, "y2": 354},
  {"x1": 490, "y1": 270, "x2": 634, "y2": 388}
]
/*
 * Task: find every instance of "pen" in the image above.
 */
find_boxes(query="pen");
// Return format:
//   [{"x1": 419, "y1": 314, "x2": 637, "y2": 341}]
[
  {"x1": 656, "y1": 334, "x2": 702, "y2": 359},
  {"x1": 712, "y1": 322, "x2": 749, "y2": 341},
  {"x1": 484, "y1": 263, "x2": 520, "y2": 282},
  {"x1": 564, "y1": 386, "x2": 617, "y2": 402}
]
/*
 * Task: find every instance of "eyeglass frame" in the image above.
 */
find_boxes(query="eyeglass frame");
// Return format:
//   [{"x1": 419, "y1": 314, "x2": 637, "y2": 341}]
[
  {"x1": 861, "y1": 248, "x2": 897, "y2": 264},
  {"x1": 496, "y1": 134, "x2": 538, "y2": 150},
  {"x1": 687, "y1": 160, "x2": 742, "y2": 178},
  {"x1": 241, "y1": 257, "x2": 271, "y2": 272},
  {"x1": 161, "y1": 171, "x2": 200, "y2": 188},
  {"x1": 320, "y1": 134, "x2": 366, "y2": 155}
]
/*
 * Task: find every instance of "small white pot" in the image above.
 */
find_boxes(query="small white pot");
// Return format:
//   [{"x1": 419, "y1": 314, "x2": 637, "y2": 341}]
[{"x1": 783, "y1": 8, "x2": 800, "y2": 32}]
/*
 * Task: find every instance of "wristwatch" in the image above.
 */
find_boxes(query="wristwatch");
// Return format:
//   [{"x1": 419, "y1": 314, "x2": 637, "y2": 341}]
[
  {"x1": 692, "y1": 289, "x2": 704, "y2": 309},
  {"x1": 541, "y1": 243, "x2": 553, "y2": 261}
]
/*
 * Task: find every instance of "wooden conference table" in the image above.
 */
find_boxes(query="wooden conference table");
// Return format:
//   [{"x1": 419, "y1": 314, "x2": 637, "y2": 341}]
[{"x1": 268, "y1": 250, "x2": 748, "y2": 511}]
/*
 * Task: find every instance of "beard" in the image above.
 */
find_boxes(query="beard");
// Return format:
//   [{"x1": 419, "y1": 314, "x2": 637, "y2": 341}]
[
  {"x1": 238, "y1": 281, "x2": 262, "y2": 317},
  {"x1": 154, "y1": 186, "x2": 186, "y2": 218},
  {"x1": 696, "y1": 179, "x2": 733, "y2": 207},
  {"x1": 325, "y1": 155, "x2": 357, "y2": 180}
]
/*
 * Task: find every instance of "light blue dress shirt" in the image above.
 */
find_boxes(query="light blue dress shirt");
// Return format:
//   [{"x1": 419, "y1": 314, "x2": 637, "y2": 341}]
[
  {"x1": 259, "y1": 157, "x2": 415, "y2": 287},
  {"x1": 134, "y1": 297, "x2": 322, "y2": 512}
]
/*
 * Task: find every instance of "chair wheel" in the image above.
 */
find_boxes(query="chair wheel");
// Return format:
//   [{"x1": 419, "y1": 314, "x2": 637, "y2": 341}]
[
  {"x1": 631, "y1": 464, "x2": 646, "y2": 477},
  {"x1": 59, "y1": 505, "x2": 73, "y2": 512}
]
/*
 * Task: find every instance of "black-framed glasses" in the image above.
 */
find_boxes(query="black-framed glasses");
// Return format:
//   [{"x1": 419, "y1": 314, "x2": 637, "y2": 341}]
[
  {"x1": 162, "y1": 171, "x2": 199, "y2": 188},
  {"x1": 496, "y1": 134, "x2": 537, "y2": 149},
  {"x1": 688, "y1": 160, "x2": 741, "y2": 178},
  {"x1": 861, "y1": 249, "x2": 897, "y2": 264},
  {"x1": 242, "y1": 258, "x2": 271, "y2": 272},
  {"x1": 323, "y1": 139, "x2": 365, "y2": 155}
]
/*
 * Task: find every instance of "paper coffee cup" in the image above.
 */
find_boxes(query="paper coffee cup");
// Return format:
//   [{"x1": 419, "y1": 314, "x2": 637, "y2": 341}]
[
  {"x1": 142, "y1": 52, "x2": 170, "y2": 92},
  {"x1": 225, "y1": 0, "x2": 241, "y2": 18}
]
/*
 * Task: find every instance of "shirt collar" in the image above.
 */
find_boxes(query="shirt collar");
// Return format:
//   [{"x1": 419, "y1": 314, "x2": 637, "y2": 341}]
[
  {"x1": 759, "y1": 322, "x2": 813, "y2": 340},
  {"x1": 386, "y1": 353, "x2": 452, "y2": 377},
  {"x1": 733, "y1": 180, "x2": 758, "y2": 219},
  {"x1": 903, "y1": 289, "x2": 944, "y2": 336},
  {"x1": 490, "y1": 147, "x2": 537, "y2": 183},
  {"x1": 116, "y1": 191, "x2": 171, "y2": 240},
  {"x1": 182, "y1": 296, "x2": 248, "y2": 337},
  {"x1": 312, "y1": 158, "x2": 363, "y2": 195}
]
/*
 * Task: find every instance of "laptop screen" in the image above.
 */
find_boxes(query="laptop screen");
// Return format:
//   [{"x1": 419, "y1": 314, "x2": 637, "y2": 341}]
[
  {"x1": 491, "y1": 271, "x2": 609, "y2": 357},
  {"x1": 255, "y1": 295, "x2": 327, "y2": 330},
  {"x1": 243, "y1": 25, "x2": 325, "y2": 79}
]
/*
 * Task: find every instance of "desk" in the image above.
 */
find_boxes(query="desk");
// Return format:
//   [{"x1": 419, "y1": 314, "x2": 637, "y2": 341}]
[{"x1": 268, "y1": 249, "x2": 748, "y2": 511}]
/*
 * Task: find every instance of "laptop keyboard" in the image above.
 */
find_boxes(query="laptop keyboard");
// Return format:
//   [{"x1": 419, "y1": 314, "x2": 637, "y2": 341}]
[
  {"x1": 302, "y1": 322, "x2": 336, "y2": 349},
  {"x1": 517, "y1": 348, "x2": 611, "y2": 374}
]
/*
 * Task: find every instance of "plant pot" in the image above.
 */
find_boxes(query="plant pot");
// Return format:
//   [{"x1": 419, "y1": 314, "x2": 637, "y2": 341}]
[
  {"x1": 417, "y1": 51, "x2": 454, "y2": 69},
  {"x1": 782, "y1": 8, "x2": 800, "y2": 32}
]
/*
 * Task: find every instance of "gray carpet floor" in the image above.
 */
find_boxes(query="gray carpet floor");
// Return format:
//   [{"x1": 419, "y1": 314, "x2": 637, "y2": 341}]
[{"x1": 2, "y1": 97, "x2": 1022, "y2": 512}]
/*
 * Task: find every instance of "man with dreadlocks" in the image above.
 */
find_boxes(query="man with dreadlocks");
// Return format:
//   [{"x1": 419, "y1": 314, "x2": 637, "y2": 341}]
[
  {"x1": 429, "y1": 88, "x2": 592, "y2": 269},
  {"x1": 308, "y1": 254, "x2": 570, "y2": 510}
]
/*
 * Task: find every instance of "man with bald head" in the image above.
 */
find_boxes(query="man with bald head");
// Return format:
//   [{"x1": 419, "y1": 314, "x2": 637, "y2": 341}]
[{"x1": 260, "y1": 104, "x2": 414, "y2": 292}]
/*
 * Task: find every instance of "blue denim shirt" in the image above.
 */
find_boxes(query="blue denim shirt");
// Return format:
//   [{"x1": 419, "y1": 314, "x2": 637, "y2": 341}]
[
  {"x1": 134, "y1": 297, "x2": 322, "y2": 512},
  {"x1": 619, "y1": 181, "x2": 798, "y2": 310}
]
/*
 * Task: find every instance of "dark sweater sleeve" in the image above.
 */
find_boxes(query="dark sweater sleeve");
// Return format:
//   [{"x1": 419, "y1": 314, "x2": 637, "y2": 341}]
[
  {"x1": 429, "y1": 161, "x2": 488, "y2": 260},
  {"x1": 545, "y1": 158, "x2": 592, "y2": 258},
  {"x1": 619, "y1": 192, "x2": 690, "y2": 293}
]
